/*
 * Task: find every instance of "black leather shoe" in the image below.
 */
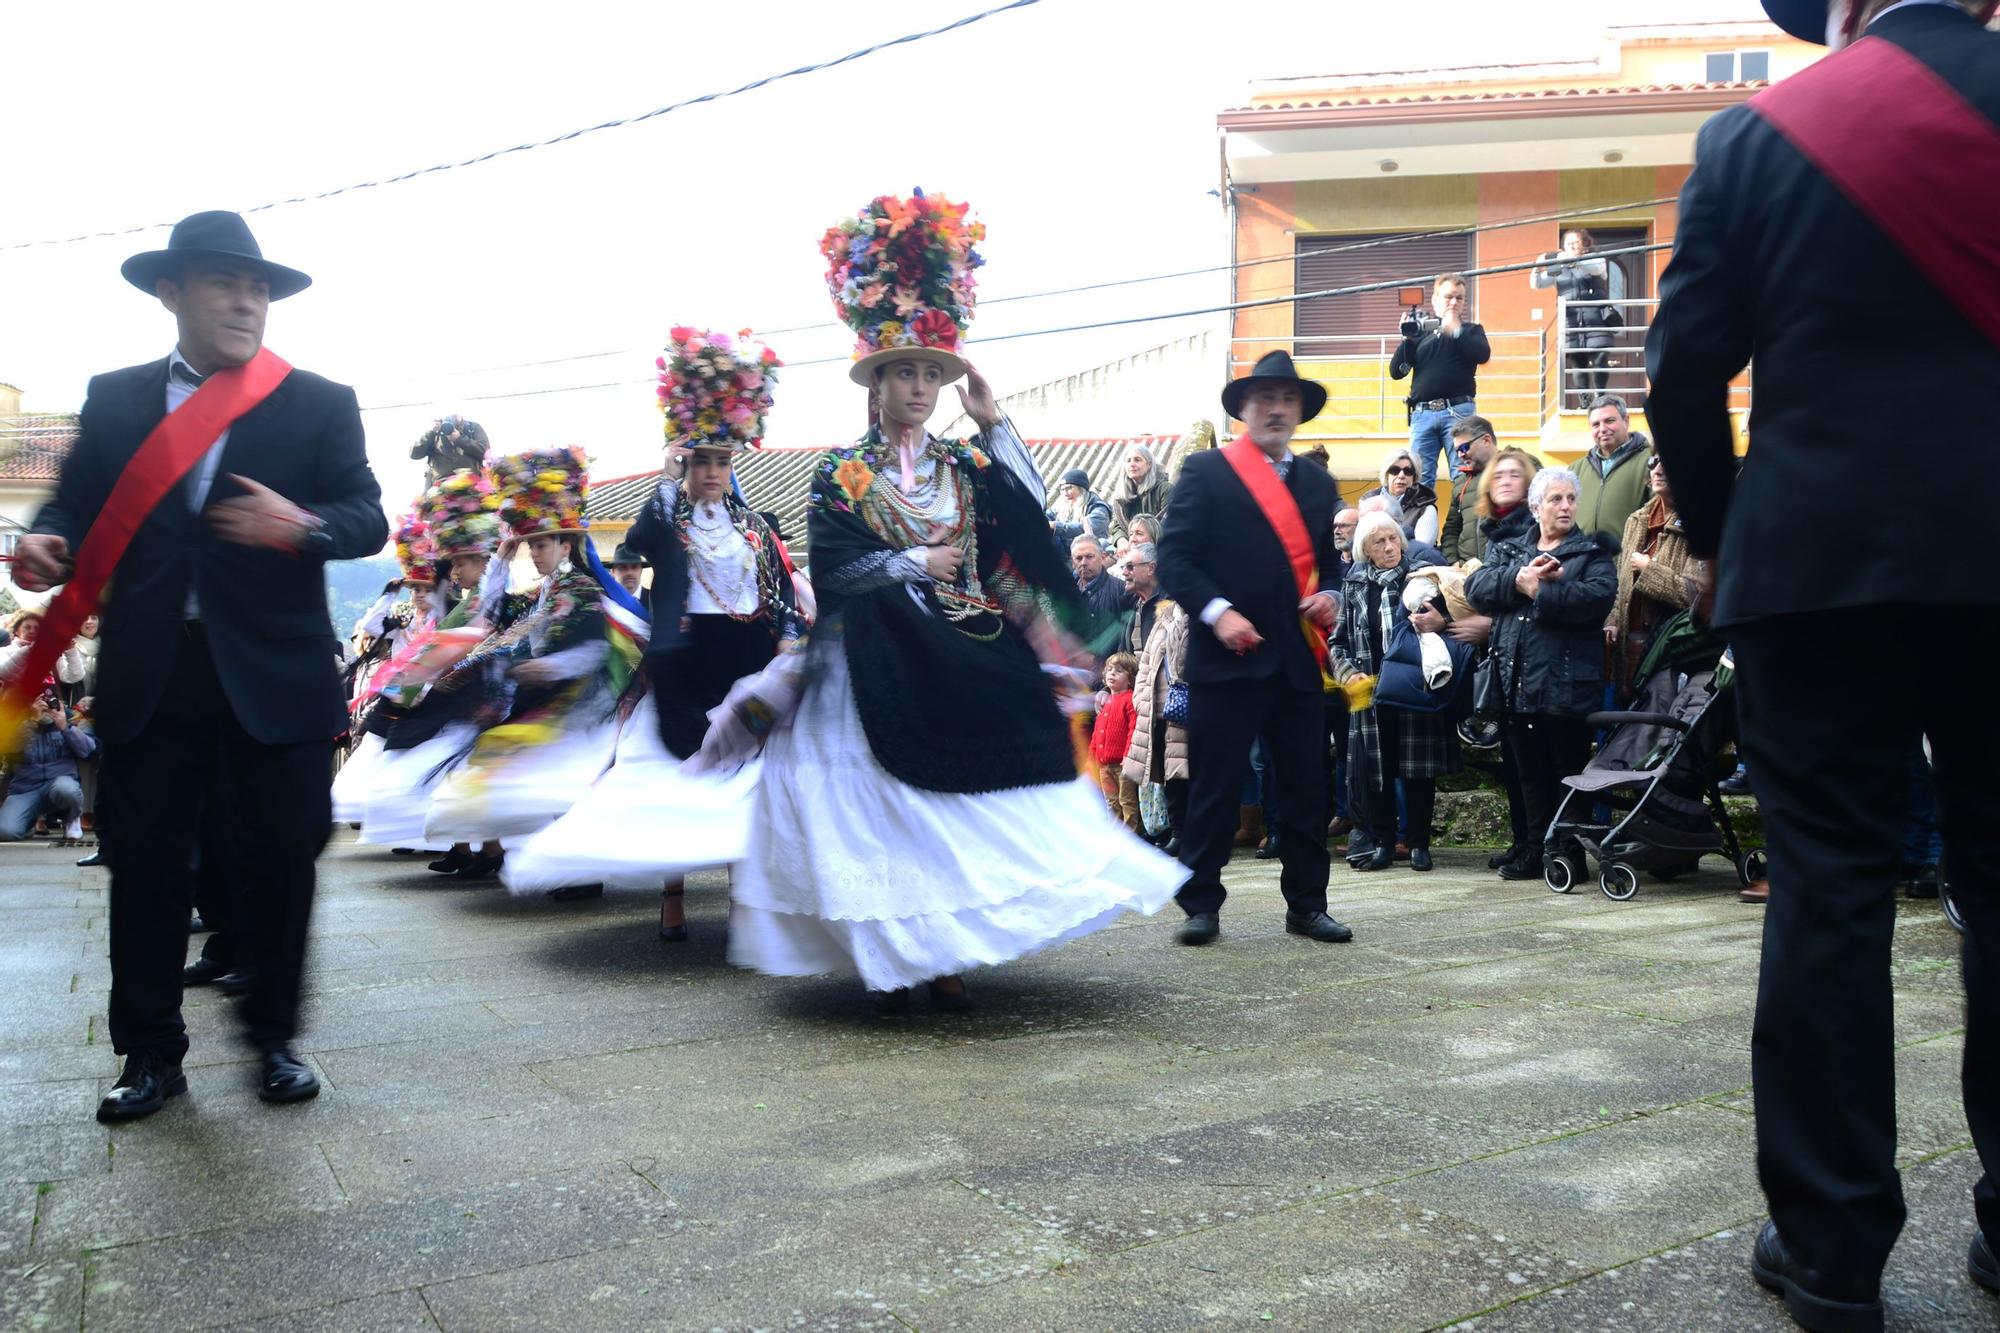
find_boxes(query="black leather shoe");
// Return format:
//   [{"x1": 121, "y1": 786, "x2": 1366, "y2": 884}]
[
  {"x1": 928, "y1": 979, "x2": 972, "y2": 1012},
  {"x1": 218, "y1": 968, "x2": 256, "y2": 997},
  {"x1": 96, "y1": 1053, "x2": 187, "y2": 1123},
  {"x1": 428, "y1": 847, "x2": 472, "y2": 873},
  {"x1": 1901, "y1": 864, "x2": 1941, "y2": 900},
  {"x1": 182, "y1": 956, "x2": 230, "y2": 987},
  {"x1": 257, "y1": 1050, "x2": 320, "y2": 1103},
  {"x1": 872, "y1": 987, "x2": 912, "y2": 1015},
  {"x1": 1285, "y1": 910, "x2": 1354, "y2": 943},
  {"x1": 1353, "y1": 846, "x2": 1393, "y2": 872},
  {"x1": 1253, "y1": 836, "x2": 1281, "y2": 860},
  {"x1": 1971, "y1": 1231, "x2": 1999, "y2": 1295},
  {"x1": 548, "y1": 882, "x2": 603, "y2": 901},
  {"x1": 77, "y1": 849, "x2": 108, "y2": 868},
  {"x1": 1177, "y1": 912, "x2": 1221, "y2": 946},
  {"x1": 1410, "y1": 847, "x2": 1433, "y2": 872},
  {"x1": 1498, "y1": 859, "x2": 1542, "y2": 881},
  {"x1": 1751, "y1": 1221, "x2": 1883, "y2": 1332},
  {"x1": 457, "y1": 852, "x2": 504, "y2": 881},
  {"x1": 1487, "y1": 845, "x2": 1518, "y2": 870}
]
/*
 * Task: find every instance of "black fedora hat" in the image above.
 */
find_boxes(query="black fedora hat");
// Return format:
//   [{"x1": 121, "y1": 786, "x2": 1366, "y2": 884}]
[
  {"x1": 1221, "y1": 349, "x2": 1327, "y2": 424},
  {"x1": 608, "y1": 543, "x2": 648, "y2": 567},
  {"x1": 1760, "y1": 0, "x2": 1828, "y2": 43},
  {"x1": 121, "y1": 211, "x2": 312, "y2": 300}
]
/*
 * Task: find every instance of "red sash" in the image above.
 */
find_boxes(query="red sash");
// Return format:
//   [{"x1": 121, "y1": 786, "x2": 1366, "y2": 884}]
[
  {"x1": 1750, "y1": 36, "x2": 2000, "y2": 351},
  {"x1": 0, "y1": 348, "x2": 293, "y2": 741},
  {"x1": 1219, "y1": 436, "x2": 1328, "y2": 673}
]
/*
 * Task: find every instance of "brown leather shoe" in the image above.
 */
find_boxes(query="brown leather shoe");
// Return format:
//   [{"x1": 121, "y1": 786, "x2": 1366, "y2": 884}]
[
  {"x1": 1740, "y1": 879, "x2": 1770, "y2": 904},
  {"x1": 1326, "y1": 816, "x2": 1353, "y2": 838}
]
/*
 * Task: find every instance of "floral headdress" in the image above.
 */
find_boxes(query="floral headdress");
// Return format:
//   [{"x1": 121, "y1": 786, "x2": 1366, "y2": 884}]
[
  {"x1": 392, "y1": 509, "x2": 438, "y2": 584},
  {"x1": 655, "y1": 327, "x2": 782, "y2": 451},
  {"x1": 419, "y1": 468, "x2": 502, "y2": 560},
  {"x1": 492, "y1": 446, "x2": 589, "y2": 540},
  {"x1": 820, "y1": 188, "x2": 984, "y2": 386}
]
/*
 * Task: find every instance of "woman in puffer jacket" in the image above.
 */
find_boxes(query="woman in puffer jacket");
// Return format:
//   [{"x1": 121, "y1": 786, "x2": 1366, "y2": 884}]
[{"x1": 1465, "y1": 466, "x2": 1619, "y2": 880}]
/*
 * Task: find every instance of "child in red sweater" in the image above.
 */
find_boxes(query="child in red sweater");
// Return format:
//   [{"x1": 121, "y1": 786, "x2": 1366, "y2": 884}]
[{"x1": 1090, "y1": 652, "x2": 1141, "y2": 831}]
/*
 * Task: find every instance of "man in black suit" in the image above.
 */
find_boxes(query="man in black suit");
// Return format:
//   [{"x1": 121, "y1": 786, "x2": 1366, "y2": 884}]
[
  {"x1": 1647, "y1": 2, "x2": 1999, "y2": 1324},
  {"x1": 1156, "y1": 351, "x2": 1352, "y2": 948},
  {"x1": 16, "y1": 211, "x2": 387, "y2": 1122}
]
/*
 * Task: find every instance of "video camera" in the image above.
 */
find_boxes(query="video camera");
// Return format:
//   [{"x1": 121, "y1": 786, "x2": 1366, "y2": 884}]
[{"x1": 1398, "y1": 286, "x2": 1440, "y2": 340}]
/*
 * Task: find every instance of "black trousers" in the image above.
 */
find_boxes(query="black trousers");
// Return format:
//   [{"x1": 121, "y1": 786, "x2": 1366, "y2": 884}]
[
  {"x1": 1735, "y1": 609, "x2": 1998, "y2": 1279},
  {"x1": 1505, "y1": 714, "x2": 1592, "y2": 863},
  {"x1": 1178, "y1": 677, "x2": 1328, "y2": 917},
  {"x1": 191, "y1": 778, "x2": 249, "y2": 969},
  {"x1": 102, "y1": 629, "x2": 332, "y2": 1060},
  {"x1": 1164, "y1": 776, "x2": 1189, "y2": 837}
]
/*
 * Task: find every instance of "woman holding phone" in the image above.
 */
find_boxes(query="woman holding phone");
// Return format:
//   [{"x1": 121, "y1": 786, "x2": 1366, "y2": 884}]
[{"x1": 1465, "y1": 466, "x2": 1619, "y2": 880}]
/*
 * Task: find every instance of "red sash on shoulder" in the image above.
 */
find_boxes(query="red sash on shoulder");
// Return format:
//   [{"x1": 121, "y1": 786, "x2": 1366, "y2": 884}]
[
  {"x1": 0, "y1": 348, "x2": 292, "y2": 742},
  {"x1": 1219, "y1": 436, "x2": 1328, "y2": 674},
  {"x1": 1750, "y1": 36, "x2": 2000, "y2": 351}
]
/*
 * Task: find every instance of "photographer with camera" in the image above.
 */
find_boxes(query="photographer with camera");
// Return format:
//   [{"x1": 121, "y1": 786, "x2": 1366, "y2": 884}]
[
  {"x1": 1, "y1": 684, "x2": 95, "y2": 842},
  {"x1": 1390, "y1": 274, "x2": 1491, "y2": 490},
  {"x1": 1532, "y1": 230, "x2": 1626, "y2": 410}
]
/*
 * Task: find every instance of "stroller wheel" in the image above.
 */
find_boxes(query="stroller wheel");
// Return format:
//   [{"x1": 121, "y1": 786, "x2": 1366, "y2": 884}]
[
  {"x1": 1600, "y1": 863, "x2": 1641, "y2": 901},
  {"x1": 1545, "y1": 857, "x2": 1577, "y2": 895},
  {"x1": 1943, "y1": 882, "x2": 1966, "y2": 935},
  {"x1": 1738, "y1": 848, "x2": 1769, "y2": 888}
]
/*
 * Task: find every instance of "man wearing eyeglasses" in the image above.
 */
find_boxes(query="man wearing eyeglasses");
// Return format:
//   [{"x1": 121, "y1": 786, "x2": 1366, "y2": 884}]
[{"x1": 1118, "y1": 542, "x2": 1164, "y2": 655}]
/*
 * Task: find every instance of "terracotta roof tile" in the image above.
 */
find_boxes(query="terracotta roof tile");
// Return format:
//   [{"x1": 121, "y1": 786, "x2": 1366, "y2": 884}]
[{"x1": 0, "y1": 415, "x2": 79, "y2": 483}]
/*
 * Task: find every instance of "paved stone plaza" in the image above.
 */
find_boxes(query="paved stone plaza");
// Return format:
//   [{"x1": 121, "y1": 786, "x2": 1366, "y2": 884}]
[{"x1": 1, "y1": 834, "x2": 1988, "y2": 1331}]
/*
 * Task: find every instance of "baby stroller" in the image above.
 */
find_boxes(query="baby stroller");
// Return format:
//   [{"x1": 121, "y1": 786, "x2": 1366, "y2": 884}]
[{"x1": 1543, "y1": 660, "x2": 1765, "y2": 901}]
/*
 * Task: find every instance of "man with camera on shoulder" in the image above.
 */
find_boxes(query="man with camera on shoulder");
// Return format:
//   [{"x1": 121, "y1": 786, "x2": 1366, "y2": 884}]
[{"x1": 1391, "y1": 273, "x2": 1490, "y2": 490}]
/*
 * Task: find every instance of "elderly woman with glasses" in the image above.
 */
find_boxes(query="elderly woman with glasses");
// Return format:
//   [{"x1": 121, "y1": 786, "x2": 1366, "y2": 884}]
[
  {"x1": 1360, "y1": 447, "x2": 1440, "y2": 548},
  {"x1": 1465, "y1": 465, "x2": 1619, "y2": 881},
  {"x1": 1605, "y1": 453, "x2": 1695, "y2": 702}
]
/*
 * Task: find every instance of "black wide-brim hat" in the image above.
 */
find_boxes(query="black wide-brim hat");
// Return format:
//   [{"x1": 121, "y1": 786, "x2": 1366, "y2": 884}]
[
  {"x1": 1760, "y1": 0, "x2": 1828, "y2": 43},
  {"x1": 609, "y1": 543, "x2": 648, "y2": 567},
  {"x1": 1221, "y1": 349, "x2": 1327, "y2": 424},
  {"x1": 121, "y1": 210, "x2": 312, "y2": 300}
]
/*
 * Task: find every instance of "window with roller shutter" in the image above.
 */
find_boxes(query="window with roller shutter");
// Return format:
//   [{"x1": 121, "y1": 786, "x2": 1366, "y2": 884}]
[{"x1": 1293, "y1": 232, "x2": 1475, "y2": 357}]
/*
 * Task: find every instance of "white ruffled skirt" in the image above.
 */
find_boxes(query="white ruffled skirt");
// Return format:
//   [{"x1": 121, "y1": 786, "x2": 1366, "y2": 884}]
[
  {"x1": 423, "y1": 714, "x2": 620, "y2": 846},
  {"x1": 332, "y1": 734, "x2": 384, "y2": 824},
  {"x1": 356, "y1": 724, "x2": 478, "y2": 847},
  {"x1": 727, "y1": 647, "x2": 1186, "y2": 992},
  {"x1": 500, "y1": 693, "x2": 760, "y2": 894}
]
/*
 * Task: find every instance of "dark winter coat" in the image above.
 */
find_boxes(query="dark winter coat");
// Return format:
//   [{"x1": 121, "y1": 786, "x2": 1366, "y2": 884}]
[{"x1": 1465, "y1": 519, "x2": 1620, "y2": 720}]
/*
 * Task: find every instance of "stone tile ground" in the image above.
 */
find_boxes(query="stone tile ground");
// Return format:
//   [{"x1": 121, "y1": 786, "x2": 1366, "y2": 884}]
[{"x1": 0, "y1": 834, "x2": 1985, "y2": 1331}]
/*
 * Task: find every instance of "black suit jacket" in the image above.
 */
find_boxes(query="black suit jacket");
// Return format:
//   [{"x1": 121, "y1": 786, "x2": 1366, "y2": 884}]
[
  {"x1": 1156, "y1": 447, "x2": 1340, "y2": 692},
  {"x1": 33, "y1": 357, "x2": 387, "y2": 745},
  {"x1": 1645, "y1": 4, "x2": 2000, "y2": 627}
]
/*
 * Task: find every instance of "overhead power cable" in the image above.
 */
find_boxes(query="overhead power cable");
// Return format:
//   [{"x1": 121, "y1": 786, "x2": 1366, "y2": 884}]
[
  {"x1": 0, "y1": 0, "x2": 1043, "y2": 253},
  {"x1": 421, "y1": 194, "x2": 1682, "y2": 382},
  {"x1": 357, "y1": 242, "x2": 1671, "y2": 413}
]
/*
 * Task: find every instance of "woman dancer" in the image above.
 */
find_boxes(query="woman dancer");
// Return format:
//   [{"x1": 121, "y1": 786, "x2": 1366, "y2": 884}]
[
  {"x1": 503, "y1": 328, "x2": 796, "y2": 937},
  {"x1": 333, "y1": 510, "x2": 438, "y2": 827},
  {"x1": 705, "y1": 191, "x2": 1183, "y2": 1012},
  {"x1": 420, "y1": 448, "x2": 622, "y2": 885}
]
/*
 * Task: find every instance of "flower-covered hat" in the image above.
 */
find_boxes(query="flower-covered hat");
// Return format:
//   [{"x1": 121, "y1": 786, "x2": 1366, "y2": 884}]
[
  {"x1": 821, "y1": 188, "x2": 984, "y2": 387},
  {"x1": 392, "y1": 510, "x2": 439, "y2": 584},
  {"x1": 655, "y1": 327, "x2": 782, "y2": 452},
  {"x1": 419, "y1": 468, "x2": 502, "y2": 561},
  {"x1": 492, "y1": 447, "x2": 589, "y2": 540}
]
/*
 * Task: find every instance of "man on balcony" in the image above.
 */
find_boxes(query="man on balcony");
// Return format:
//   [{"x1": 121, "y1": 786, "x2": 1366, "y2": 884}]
[{"x1": 1391, "y1": 273, "x2": 1490, "y2": 490}]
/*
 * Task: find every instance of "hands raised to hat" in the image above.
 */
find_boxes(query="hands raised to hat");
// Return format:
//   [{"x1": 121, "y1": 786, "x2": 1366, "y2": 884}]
[
  {"x1": 955, "y1": 363, "x2": 1001, "y2": 433},
  {"x1": 206, "y1": 474, "x2": 323, "y2": 553}
]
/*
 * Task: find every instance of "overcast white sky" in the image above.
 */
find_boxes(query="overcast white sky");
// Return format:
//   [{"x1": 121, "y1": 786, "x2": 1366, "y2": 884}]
[{"x1": 1, "y1": 0, "x2": 1749, "y2": 503}]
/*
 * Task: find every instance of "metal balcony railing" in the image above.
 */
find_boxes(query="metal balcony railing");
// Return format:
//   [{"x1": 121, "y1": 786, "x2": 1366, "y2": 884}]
[{"x1": 1552, "y1": 298, "x2": 1752, "y2": 416}]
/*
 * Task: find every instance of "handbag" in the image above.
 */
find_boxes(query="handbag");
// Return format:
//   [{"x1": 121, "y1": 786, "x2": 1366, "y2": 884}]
[
  {"x1": 1159, "y1": 644, "x2": 1190, "y2": 726},
  {"x1": 1138, "y1": 782, "x2": 1170, "y2": 836},
  {"x1": 1471, "y1": 650, "x2": 1503, "y2": 722}
]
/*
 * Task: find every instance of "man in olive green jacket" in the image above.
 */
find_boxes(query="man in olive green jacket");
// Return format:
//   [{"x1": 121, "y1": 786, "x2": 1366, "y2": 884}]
[
  {"x1": 1440, "y1": 415, "x2": 1543, "y2": 564},
  {"x1": 1576, "y1": 394, "x2": 1653, "y2": 541}
]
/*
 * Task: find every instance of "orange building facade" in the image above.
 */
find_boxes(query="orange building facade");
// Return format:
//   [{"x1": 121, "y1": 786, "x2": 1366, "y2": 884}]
[{"x1": 1218, "y1": 20, "x2": 1821, "y2": 486}]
